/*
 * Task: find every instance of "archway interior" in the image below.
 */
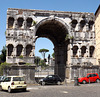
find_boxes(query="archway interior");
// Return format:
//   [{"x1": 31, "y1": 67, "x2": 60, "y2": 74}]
[
  {"x1": 36, "y1": 19, "x2": 68, "y2": 45},
  {"x1": 36, "y1": 19, "x2": 69, "y2": 80}
]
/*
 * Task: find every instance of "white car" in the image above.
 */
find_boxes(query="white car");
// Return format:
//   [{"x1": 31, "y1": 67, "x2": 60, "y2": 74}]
[{"x1": 0, "y1": 76, "x2": 27, "y2": 93}]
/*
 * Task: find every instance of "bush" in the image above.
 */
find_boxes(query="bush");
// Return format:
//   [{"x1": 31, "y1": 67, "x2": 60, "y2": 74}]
[
  {"x1": 0, "y1": 62, "x2": 11, "y2": 75},
  {"x1": 19, "y1": 55, "x2": 23, "y2": 59},
  {"x1": 25, "y1": 63, "x2": 33, "y2": 66}
]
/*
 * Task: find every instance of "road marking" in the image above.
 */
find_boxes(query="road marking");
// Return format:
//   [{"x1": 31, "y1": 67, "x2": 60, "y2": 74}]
[
  {"x1": 61, "y1": 91, "x2": 68, "y2": 94},
  {"x1": 27, "y1": 87, "x2": 39, "y2": 90}
]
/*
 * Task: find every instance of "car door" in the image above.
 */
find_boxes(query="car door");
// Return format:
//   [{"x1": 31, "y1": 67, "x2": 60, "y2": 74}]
[
  {"x1": 87, "y1": 74, "x2": 93, "y2": 82},
  {"x1": 47, "y1": 75, "x2": 54, "y2": 84},
  {"x1": 1, "y1": 77, "x2": 11, "y2": 90},
  {"x1": 92, "y1": 74, "x2": 97, "y2": 82}
]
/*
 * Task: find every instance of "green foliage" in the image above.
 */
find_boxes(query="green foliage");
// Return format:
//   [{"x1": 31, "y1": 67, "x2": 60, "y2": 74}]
[
  {"x1": 0, "y1": 62, "x2": 11, "y2": 75},
  {"x1": 39, "y1": 48, "x2": 49, "y2": 59},
  {"x1": 32, "y1": 20, "x2": 37, "y2": 26},
  {"x1": 25, "y1": 63, "x2": 32, "y2": 66},
  {"x1": 5, "y1": 31, "x2": 6, "y2": 35},
  {"x1": 19, "y1": 55, "x2": 23, "y2": 59},
  {"x1": 0, "y1": 46, "x2": 6, "y2": 63},
  {"x1": 52, "y1": 52, "x2": 55, "y2": 58},
  {"x1": 65, "y1": 34, "x2": 74, "y2": 41},
  {"x1": 34, "y1": 56, "x2": 41, "y2": 66},
  {"x1": 39, "y1": 60, "x2": 46, "y2": 67}
]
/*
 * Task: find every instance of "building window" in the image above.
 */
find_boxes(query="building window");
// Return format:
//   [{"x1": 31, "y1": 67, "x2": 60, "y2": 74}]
[
  {"x1": 16, "y1": 44, "x2": 23, "y2": 56},
  {"x1": 81, "y1": 46, "x2": 86, "y2": 57},
  {"x1": 71, "y1": 19, "x2": 77, "y2": 28},
  {"x1": 26, "y1": 18, "x2": 33, "y2": 28},
  {"x1": 80, "y1": 20, "x2": 86, "y2": 31},
  {"x1": 88, "y1": 20, "x2": 94, "y2": 31},
  {"x1": 89, "y1": 46, "x2": 95, "y2": 57},
  {"x1": 8, "y1": 17, "x2": 14, "y2": 28},
  {"x1": 17, "y1": 17, "x2": 24, "y2": 28},
  {"x1": 73, "y1": 46, "x2": 78, "y2": 57},
  {"x1": 26, "y1": 44, "x2": 32, "y2": 56},
  {"x1": 7, "y1": 44, "x2": 14, "y2": 56}
]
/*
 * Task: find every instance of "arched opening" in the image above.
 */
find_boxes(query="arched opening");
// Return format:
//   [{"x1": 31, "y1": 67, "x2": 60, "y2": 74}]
[
  {"x1": 73, "y1": 46, "x2": 78, "y2": 57},
  {"x1": 80, "y1": 20, "x2": 86, "y2": 31},
  {"x1": 71, "y1": 19, "x2": 77, "y2": 28},
  {"x1": 89, "y1": 46, "x2": 95, "y2": 57},
  {"x1": 16, "y1": 44, "x2": 23, "y2": 56},
  {"x1": 26, "y1": 18, "x2": 33, "y2": 28},
  {"x1": 88, "y1": 20, "x2": 94, "y2": 31},
  {"x1": 17, "y1": 17, "x2": 24, "y2": 28},
  {"x1": 35, "y1": 18, "x2": 69, "y2": 80},
  {"x1": 26, "y1": 44, "x2": 32, "y2": 56},
  {"x1": 7, "y1": 44, "x2": 14, "y2": 56},
  {"x1": 81, "y1": 46, "x2": 86, "y2": 57},
  {"x1": 8, "y1": 17, "x2": 14, "y2": 28}
]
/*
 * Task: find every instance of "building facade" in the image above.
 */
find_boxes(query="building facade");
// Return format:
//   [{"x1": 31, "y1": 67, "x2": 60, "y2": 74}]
[
  {"x1": 6, "y1": 8, "x2": 97, "y2": 81},
  {"x1": 95, "y1": 5, "x2": 100, "y2": 65}
]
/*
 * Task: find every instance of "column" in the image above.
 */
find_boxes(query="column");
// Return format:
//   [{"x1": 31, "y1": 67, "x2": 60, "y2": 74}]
[{"x1": 13, "y1": 47, "x2": 17, "y2": 57}]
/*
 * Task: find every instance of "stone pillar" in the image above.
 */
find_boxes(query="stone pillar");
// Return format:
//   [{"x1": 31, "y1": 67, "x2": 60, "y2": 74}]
[
  {"x1": 86, "y1": 45, "x2": 89, "y2": 57},
  {"x1": 54, "y1": 44, "x2": 67, "y2": 81},
  {"x1": 22, "y1": 47, "x2": 25, "y2": 56},
  {"x1": 78, "y1": 46, "x2": 81, "y2": 57},
  {"x1": 75, "y1": 22, "x2": 80, "y2": 32},
  {"x1": 13, "y1": 47, "x2": 17, "y2": 57},
  {"x1": 86, "y1": 23, "x2": 89, "y2": 31}
]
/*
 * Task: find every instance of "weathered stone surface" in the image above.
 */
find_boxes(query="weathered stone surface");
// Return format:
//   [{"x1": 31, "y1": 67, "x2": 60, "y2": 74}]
[{"x1": 6, "y1": 8, "x2": 96, "y2": 81}]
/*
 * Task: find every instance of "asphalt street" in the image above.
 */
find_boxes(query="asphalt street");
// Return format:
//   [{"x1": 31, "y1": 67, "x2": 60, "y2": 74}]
[{"x1": 0, "y1": 83, "x2": 100, "y2": 97}]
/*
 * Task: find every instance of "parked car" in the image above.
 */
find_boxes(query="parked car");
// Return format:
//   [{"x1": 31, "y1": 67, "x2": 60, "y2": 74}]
[
  {"x1": 0, "y1": 76, "x2": 6, "y2": 82},
  {"x1": 0, "y1": 76, "x2": 27, "y2": 93},
  {"x1": 39, "y1": 75, "x2": 62, "y2": 85},
  {"x1": 78, "y1": 73, "x2": 100, "y2": 84}
]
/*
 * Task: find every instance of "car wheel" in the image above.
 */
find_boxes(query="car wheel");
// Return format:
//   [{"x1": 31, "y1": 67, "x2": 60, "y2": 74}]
[
  {"x1": 0, "y1": 86, "x2": 2, "y2": 91},
  {"x1": 8, "y1": 87, "x2": 12, "y2": 93},
  {"x1": 41, "y1": 81, "x2": 45, "y2": 86},
  {"x1": 57, "y1": 81, "x2": 61, "y2": 85},
  {"x1": 82, "y1": 80, "x2": 87, "y2": 84},
  {"x1": 96, "y1": 79, "x2": 100, "y2": 83}
]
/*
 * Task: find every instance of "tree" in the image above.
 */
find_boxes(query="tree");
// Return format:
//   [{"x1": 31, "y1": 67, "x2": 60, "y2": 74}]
[
  {"x1": 52, "y1": 52, "x2": 55, "y2": 59},
  {"x1": 34, "y1": 56, "x2": 41, "y2": 66},
  {"x1": 39, "y1": 60, "x2": 46, "y2": 67},
  {"x1": 0, "y1": 46, "x2": 6, "y2": 63},
  {"x1": 39, "y1": 48, "x2": 49, "y2": 60}
]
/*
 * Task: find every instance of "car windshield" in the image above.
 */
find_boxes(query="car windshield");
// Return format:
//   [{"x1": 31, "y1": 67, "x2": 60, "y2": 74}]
[{"x1": 13, "y1": 77, "x2": 24, "y2": 81}]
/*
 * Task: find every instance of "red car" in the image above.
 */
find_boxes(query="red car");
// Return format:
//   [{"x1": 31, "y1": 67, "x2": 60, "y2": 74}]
[{"x1": 78, "y1": 73, "x2": 100, "y2": 84}]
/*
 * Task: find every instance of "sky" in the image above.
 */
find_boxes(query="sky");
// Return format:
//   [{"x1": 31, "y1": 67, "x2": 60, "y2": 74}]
[{"x1": 0, "y1": 0, "x2": 99, "y2": 58}]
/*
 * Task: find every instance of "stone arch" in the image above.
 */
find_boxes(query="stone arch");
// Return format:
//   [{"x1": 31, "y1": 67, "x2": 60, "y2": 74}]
[
  {"x1": 89, "y1": 46, "x2": 95, "y2": 57},
  {"x1": 8, "y1": 17, "x2": 14, "y2": 28},
  {"x1": 7, "y1": 44, "x2": 14, "y2": 56},
  {"x1": 26, "y1": 18, "x2": 33, "y2": 28},
  {"x1": 16, "y1": 44, "x2": 23, "y2": 56},
  {"x1": 35, "y1": 18, "x2": 70, "y2": 38},
  {"x1": 81, "y1": 46, "x2": 86, "y2": 57},
  {"x1": 72, "y1": 45, "x2": 78, "y2": 57},
  {"x1": 26, "y1": 44, "x2": 32, "y2": 56},
  {"x1": 17, "y1": 17, "x2": 24, "y2": 28},
  {"x1": 35, "y1": 18, "x2": 69, "y2": 80}
]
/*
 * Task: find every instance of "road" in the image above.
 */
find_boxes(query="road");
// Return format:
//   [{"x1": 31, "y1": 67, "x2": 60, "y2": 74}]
[{"x1": 0, "y1": 83, "x2": 100, "y2": 97}]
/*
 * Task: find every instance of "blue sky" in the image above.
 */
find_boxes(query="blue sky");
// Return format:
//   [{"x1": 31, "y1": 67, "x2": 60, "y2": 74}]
[{"x1": 0, "y1": 0, "x2": 99, "y2": 58}]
